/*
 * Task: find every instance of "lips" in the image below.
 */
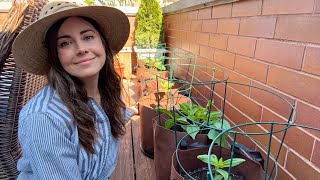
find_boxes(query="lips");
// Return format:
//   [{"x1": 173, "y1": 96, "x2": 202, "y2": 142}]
[{"x1": 75, "y1": 57, "x2": 95, "y2": 64}]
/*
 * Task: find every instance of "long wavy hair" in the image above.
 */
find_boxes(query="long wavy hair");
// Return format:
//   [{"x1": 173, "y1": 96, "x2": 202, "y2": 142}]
[{"x1": 45, "y1": 16, "x2": 126, "y2": 154}]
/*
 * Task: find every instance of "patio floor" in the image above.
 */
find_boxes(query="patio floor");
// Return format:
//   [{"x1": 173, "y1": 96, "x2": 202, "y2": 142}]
[{"x1": 110, "y1": 79, "x2": 156, "y2": 180}]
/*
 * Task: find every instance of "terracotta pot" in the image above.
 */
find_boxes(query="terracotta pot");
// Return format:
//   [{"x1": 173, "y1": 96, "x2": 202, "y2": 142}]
[
  {"x1": 153, "y1": 114, "x2": 210, "y2": 180},
  {"x1": 139, "y1": 91, "x2": 190, "y2": 159},
  {"x1": 170, "y1": 146, "x2": 265, "y2": 180}
]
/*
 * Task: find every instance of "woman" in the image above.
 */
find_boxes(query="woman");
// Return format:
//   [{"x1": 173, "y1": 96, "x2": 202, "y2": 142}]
[{"x1": 12, "y1": 0, "x2": 136, "y2": 179}]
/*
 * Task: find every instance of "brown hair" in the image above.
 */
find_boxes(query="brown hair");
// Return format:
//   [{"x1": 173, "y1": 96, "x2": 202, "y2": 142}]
[{"x1": 45, "y1": 16, "x2": 126, "y2": 154}]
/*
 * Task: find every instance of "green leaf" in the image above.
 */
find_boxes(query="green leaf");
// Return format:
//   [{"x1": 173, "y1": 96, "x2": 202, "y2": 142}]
[
  {"x1": 221, "y1": 158, "x2": 246, "y2": 168},
  {"x1": 208, "y1": 111, "x2": 223, "y2": 120},
  {"x1": 216, "y1": 169, "x2": 229, "y2": 180},
  {"x1": 197, "y1": 155, "x2": 209, "y2": 164},
  {"x1": 157, "y1": 108, "x2": 173, "y2": 118},
  {"x1": 208, "y1": 129, "x2": 219, "y2": 141},
  {"x1": 182, "y1": 125, "x2": 200, "y2": 140},
  {"x1": 215, "y1": 175, "x2": 223, "y2": 180},
  {"x1": 164, "y1": 119, "x2": 175, "y2": 129},
  {"x1": 176, "y1": 117, "x2": 190, "y2": 125},
  {"x1": 211, "y1": 154, "x2": 219, "y2": 167}
]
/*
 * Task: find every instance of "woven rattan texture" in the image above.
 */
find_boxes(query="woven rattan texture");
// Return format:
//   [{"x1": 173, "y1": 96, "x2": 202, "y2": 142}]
[{"x1": 0, "y1": 0, "x2": 48, "y2": 179}]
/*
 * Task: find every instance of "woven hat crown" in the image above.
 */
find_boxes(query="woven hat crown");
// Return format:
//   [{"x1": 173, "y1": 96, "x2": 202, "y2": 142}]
[{"x1": 40, "y1": 0, "x2": 85, "y2": 19}]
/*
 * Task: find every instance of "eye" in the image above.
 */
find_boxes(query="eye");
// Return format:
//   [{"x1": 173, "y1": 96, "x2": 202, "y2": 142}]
[
  {"x1": 59, "y1": 41, "x2": 72, "y2": 48},
  {"x1": 84, "y1": 35, "x2": 94, "y2": 40}
]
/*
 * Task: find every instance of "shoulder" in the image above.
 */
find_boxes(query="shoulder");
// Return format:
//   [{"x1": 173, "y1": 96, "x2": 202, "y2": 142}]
[{"x1": 19, "y1": 86, "x2": 73, "y2": 134}]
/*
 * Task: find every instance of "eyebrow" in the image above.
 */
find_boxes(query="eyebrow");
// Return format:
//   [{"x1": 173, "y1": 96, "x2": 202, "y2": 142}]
[{"x1": 57, "y1": 29, "x2": 96, "y2": 40}]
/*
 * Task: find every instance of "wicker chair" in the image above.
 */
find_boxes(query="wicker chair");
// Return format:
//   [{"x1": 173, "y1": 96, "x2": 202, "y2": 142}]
[{"x1": 0, "y1": 0, "x2": 48, "y2": 179}]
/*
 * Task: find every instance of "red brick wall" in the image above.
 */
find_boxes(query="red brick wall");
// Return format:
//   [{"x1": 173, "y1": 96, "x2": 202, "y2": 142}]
[{"x1": 164, "y1": 0, "x2": 320, "y2": 179}]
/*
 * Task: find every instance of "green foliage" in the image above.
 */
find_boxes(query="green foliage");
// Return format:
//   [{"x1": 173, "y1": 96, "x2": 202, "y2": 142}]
[
  {"x1": 197, "y1": 154, "x2": 245, "y2": 180},
  {"x1": 158, "y1": 100, "x2": 231, "y2": 148},
  {"x1": 135, "y1": 0, "x2": 163, "y2": 48},
  {"x1": 143, "y1": 56, "x2": 166, "y2": 71},
  {"x1": 159, "y1": 80, "x2": 174, "y2": 93},
  {"x1": 84, "y1": 0, "x2": 95, "y2": 5}
]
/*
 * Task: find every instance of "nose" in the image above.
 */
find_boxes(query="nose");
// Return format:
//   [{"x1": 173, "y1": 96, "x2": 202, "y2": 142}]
[{"x1": 76, "y1": 43, "x2": 89, "y2": 55}]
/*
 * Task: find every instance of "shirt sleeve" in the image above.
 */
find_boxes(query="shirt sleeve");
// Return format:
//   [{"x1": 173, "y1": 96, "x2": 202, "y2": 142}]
[{"x1": 19, "y1": 113, "x2": 82, "y2": 180}]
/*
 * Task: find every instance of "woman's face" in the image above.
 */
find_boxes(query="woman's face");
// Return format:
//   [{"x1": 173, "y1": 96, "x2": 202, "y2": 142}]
[{"x1": 56, "y1": 17, "x2": 106, "y2": 81}]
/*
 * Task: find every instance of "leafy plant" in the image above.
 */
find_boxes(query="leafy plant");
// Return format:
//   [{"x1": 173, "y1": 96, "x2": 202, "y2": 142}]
[
  {"x1": 135, "y1": 0, "x2": 163, "y2": 48},
  {"x1": 158, "y1": 100, "x2": 231, "y2": 148},
  {"x1": 143, "y1": 57, "x2": 166, "y2": 71},
  {"x1": 197, "y1": 154, "x2": 245, "y2": 180},
  {"x1": 159, "y1": 80, "x2": 174, "y2": 93},
  {"x1": 84, "y1": 0, "x2": 95, "y2": 5}
]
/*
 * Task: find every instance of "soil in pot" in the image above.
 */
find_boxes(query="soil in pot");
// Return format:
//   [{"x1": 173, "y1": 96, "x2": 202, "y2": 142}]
[{"x1": 184, "y1": 167, "x2": 245, "y2": 180}]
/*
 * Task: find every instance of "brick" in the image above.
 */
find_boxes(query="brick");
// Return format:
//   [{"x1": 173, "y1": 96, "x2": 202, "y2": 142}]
[
  {"x1": 275, "y1": 16, "x2": 320, "y2": 44},
  {"x1": 316, "y1": 0, "x2": 320, "y2": 13},
  {"x1": 179, "y1": 31, "x2": 187, "y2": 41},
  {"x1": 182, "y1": 21, "x2": 191, "y2": 31},
  {"x1": 286, "y1": 151, "x2": 320, "y2": 180},
  {"x1": 225, "y1": 102, "x2": 248, "y2": 125},
  {"x1": 181, "y1": 41, "x2": 190, "y2": 51},
  {"x1": 188, "y1": 10, "x2": 198, "y2": 20},
  {"x1": 190, "y1": 20, "x2": 202, "y2": 32},
  {"x1": 208, "y1": 34, "x2": 228, "y2": 50},
  {"x1": 212, "y1": 93, "x2": 222, "y2": 111},
  {"x1": 189, "y1": 43, "x2": 200, "y2": 55},
  {"x1": 217, "y1": 18, "x2": 240, "y2": 35},
  {"x1": 245, "y1": 122, "x2": 287, "y2": 166},
  {"x1": 251, "y1": 81, "x2": 296, "y2": 118},
  {"x1": 196, "y1": 32, "x2": 210, "y2": 45},
  {"x1": 211, "y1": 3, "x2": 232, "y2": 18},
  {"x1": 303, "y1": 46, "x2": 320, "y2": 76},
  {"x1": 215, "y1": 82, "x2": 232, "y2": 102},
  {"x1": 231, "y1": 90, "x2": 262, "y2": 121},
  {"x1": 239, "y1": 17, "x2": 276, "y2": 38},
  {"x1": 267, "y1": 66, "x2": 320, "y2": 107},
  {"x1": 296, "y1": 101, "x2": 320, "y2": 137},
  {"x1": 262, "y1": 0, "x2": 314, "y2": 15},
  {"x1": 311, "y1": 140, "x2": 320, "y2": 167},
  {"x1": 260, "y1": 108, "x2": 290, "y2": 138},
  {"x1": 180, "y1": 12, "x2": 189, "y2": 21},
  {"x1": 234, "y1": 56, "x2": 268, "y2": 83},
  {"x1": 186, "y1": 31, "x2": 197, "y2": 42},
  {"x1": 273, "y1": 164, "x2": 295, "y2": 180},
  {"x1": 260, "y1": 110, "x2": 317, "y2": 163},
  {"x1": 228, "y1": 71, "x2": 251, "y2": 96},
  {"x1": 255, "y1": 39, "x2": 304, "y2": 70},
  {"x1": 199, "y1": 45, "x2": 214, "y2": 61},
  {"x1": 213, "y1": 49, "x2": 235, "y2": 69},
  {"x1": 285, "y1": 127, "x2": 315, "y2": 159},
  {"x1": 232, "y1": 0, "x2": 262, "y2": 17},
  {"x1": 198, "y1": 7, "x2": 211, "y2": 20},
  {"x1": 202, "y1": 19, "x2": 218, "y2": 33},
  {"x1": 227, "y1": 36, "x2": 256, "y2": 57}
]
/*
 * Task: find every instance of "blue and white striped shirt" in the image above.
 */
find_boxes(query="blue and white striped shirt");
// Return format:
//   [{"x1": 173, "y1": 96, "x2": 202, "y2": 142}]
[{"x1": 17, "y1": 85, "x2": 133, "y2": 180}]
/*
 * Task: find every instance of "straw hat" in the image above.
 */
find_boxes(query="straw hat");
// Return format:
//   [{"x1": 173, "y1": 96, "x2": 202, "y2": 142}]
[{"x1": 12, "y1": 0, "x2": 130, "y2": 75}]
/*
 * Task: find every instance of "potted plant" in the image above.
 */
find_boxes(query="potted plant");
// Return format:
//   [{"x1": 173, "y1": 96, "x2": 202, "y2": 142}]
[
  {"x1": 139, "y1": 79, "x2": 189, "y2": 158},
  {"x1": 170, "y1": 145, "x2": 264, "y2": 180},
  {"x1": 153, "y1": 99, "x2": 231, "y2": 180},
  {"x1": 134, "y1": 0, "x2": 163, "y2": 51},
  {"x1": 159, "y1": 100, "x2": 231, "y2": 148}
]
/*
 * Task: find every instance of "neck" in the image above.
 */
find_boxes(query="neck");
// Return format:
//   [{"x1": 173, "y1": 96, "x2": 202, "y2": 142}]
[{"x1": 80, "y1": 75, "x2": 100, "y2": 104}]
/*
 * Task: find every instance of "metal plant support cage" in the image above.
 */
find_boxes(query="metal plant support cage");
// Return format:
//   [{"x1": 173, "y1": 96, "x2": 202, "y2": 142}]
[{"x1": 166, "y1": 79, "x2": 317, "y2": 180}]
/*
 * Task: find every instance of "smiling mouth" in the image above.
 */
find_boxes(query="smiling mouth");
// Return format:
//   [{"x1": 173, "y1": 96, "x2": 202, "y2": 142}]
[{"x1": 75, "y1": 57, "x2": 95, "y2": 64}]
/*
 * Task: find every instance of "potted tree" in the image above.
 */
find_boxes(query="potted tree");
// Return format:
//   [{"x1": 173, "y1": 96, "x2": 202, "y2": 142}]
[{"x1": 134, "y1": 0, "x2": 164, "y2": 52}]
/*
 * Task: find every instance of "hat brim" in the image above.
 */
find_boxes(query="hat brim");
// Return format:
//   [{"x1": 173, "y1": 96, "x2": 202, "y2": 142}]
[{"x1": 12, "y1": 6, "x2": 130, "y2": 75}]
